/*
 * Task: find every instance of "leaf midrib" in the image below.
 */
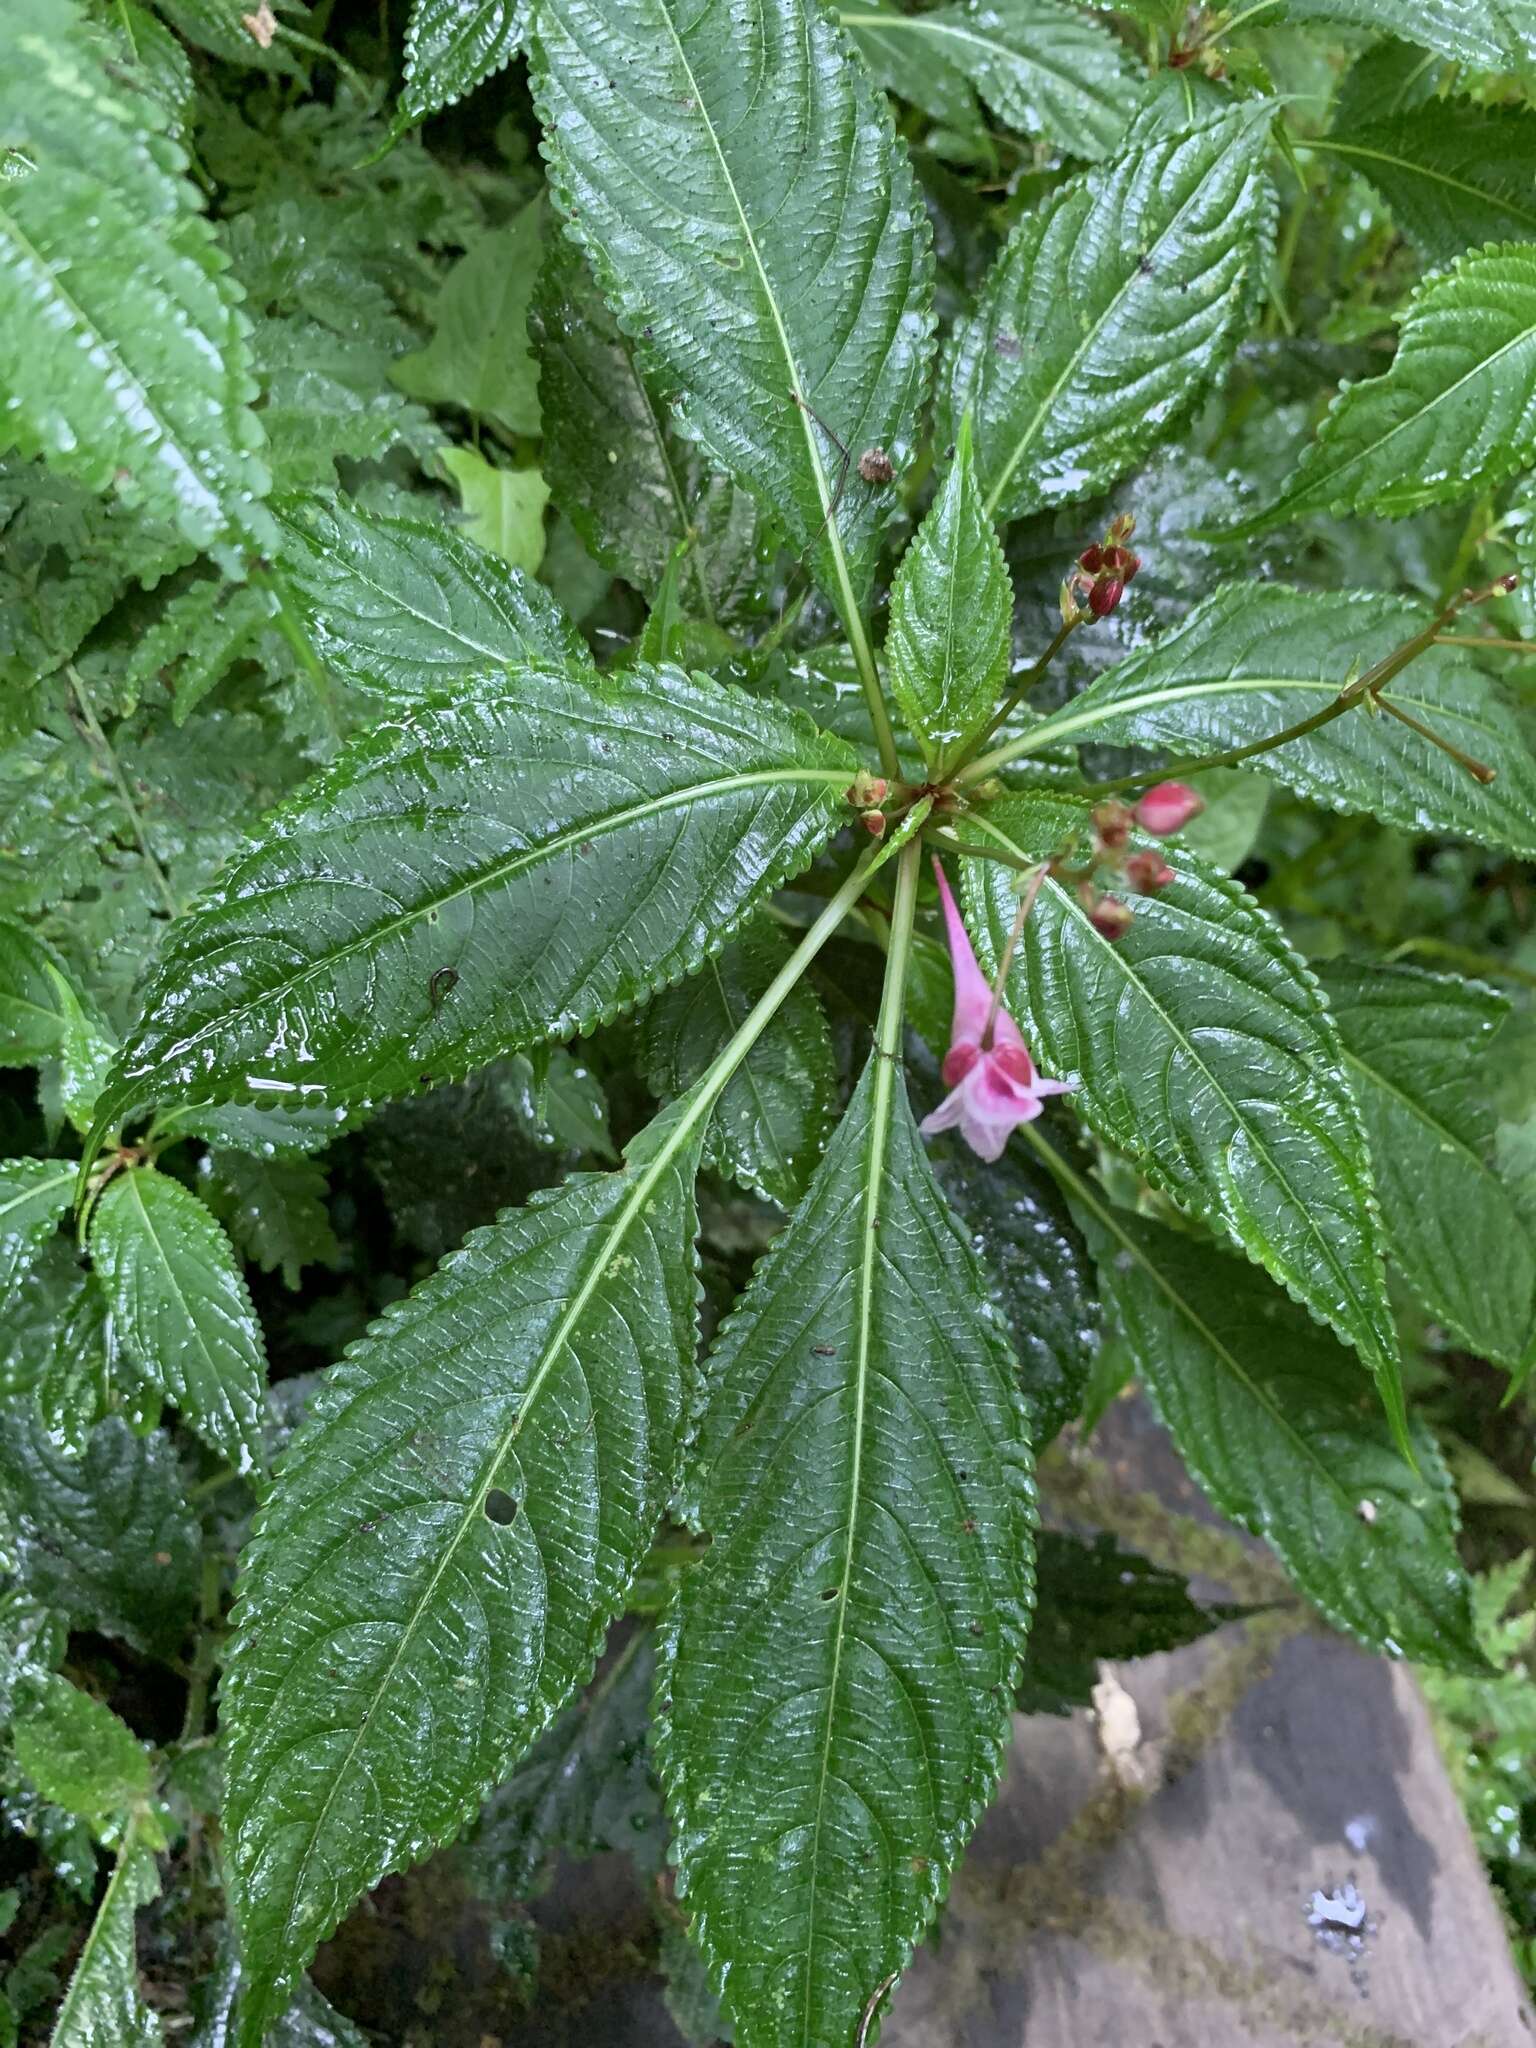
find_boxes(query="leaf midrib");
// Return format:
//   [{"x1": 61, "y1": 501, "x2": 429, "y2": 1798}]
[
  {"x1": 0, "y1": 1162, "x2": 74, "y2": 1229},
  {"x1": 838, "y1": 6, "x2": 1123, "y2": 114},
  {"x1": 122, "y1": 765, "x2": 846, "y2": 1089},
  {"x1": 1309, "y1": 137, "x2": 1536, "y2": 235},
  {"x1": 969, "y1": 810, "x2": 1390, "y2": 1372}
]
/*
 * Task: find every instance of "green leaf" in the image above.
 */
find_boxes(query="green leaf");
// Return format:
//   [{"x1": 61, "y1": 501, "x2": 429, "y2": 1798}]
[
  {"x1": 639, "y1": 920, "x2": 836, "y2": 1209},
  {"x1": 203, "y1": 1150, "x2": 341, "y2": 1291},
  {"x1": 47, "y1": 1815, "x2": 163, "y2": 2048},
  {"x1": 12, "y1": 1670, "x2": 151, "y2": 1832},
  {"x1": 1317, "y1": 960, "x2": 1535, "y2": 1370},
  {"x1": 1017, "y1": 1530, "x2": 1231, "y2": 1715},
  {"x1": 398, "y1": 0, "x2": 530, "y2": 128},
  {"x1": 36, "y1": 1275, "x2": 112, "y2": 1459},
  {"x1": 943, "y1": 103, "x2": 1271, "y2": 524},
  {"x1": 532, "y1": 236, "x2": 764, "y2": 620},
  {"x1": 884, "y1": 416, "x2": 1012, "y2": 774},
  {"x1": 46, "y1": 965, "x2": 116, "y2": 1136},
  {"x1": 1236, "y1": 242, "x2": 1536, "y2": 529},
  {"x1": 532, "y1": 0, "x2": 935, "y2": 612},
  {"x1": 0, "y1": 1161, "x2": 75, "y2": 1313},
  {"x1": 660, "y1": 1056, "x2": 1034, "y2": 2047},
  {"x1": 1319, "y1": 103, "x2": 1536, "y2": 266},
  {"x1": 1275, "y1": 0, "x2": 1535, "y2": 75},
  {"x1": 0, "y1": 918, "x2": 75, "y2": 1066},
  {"x1": 0, "y1": 1411, "x2": 199, "y2": 1656},
  {"x1": 151, "y1": 0, "x2": 299, "y2": 69},
  {"x1": 1056, "y1": 1142, "x2": 1486, "y2": 1672},
  {"x1": 926, "y1": 1127, "x2": 1099, "y2": 1447},
  {"x1": 0, "y1": 0, "x2": 273, "y2": 570},
  {"x1": 89, "y1": 1169, "x2": 268, "y2": 1478},
  {"x1": 1040, "y1": 584, "x2": 1536, "y2": 858},
  {"x1": 440, "y1": 447, "x2": 549, "y2": 574},
  {"x1": 963, "y1": 792, "x2": 1404, "y2": 1440},
  {"x1": 840, "y1": 0, "x2": 986, "y2": 142},
  {"x1": 392, "y1": 206, "x2": 543, "y2": 435},
  {"x1": 222, "y1": 1105, "x2": 706, "y2": 2042},
  {"x1": 273, "y1": 494, "x2": 586, "y2": 697},
  {"x1": 121, "y1": 576, "x2": 279, "y2": 727},
  {"x1": 842, "y1": 0, "x2": 1136, "y2": 159},
  {"x1": 533, "y1": 1048, "x2": 614, "y2": 1160},
  {"x1": 95, "y1": 664, "x2": 854, "y2": 1137}
]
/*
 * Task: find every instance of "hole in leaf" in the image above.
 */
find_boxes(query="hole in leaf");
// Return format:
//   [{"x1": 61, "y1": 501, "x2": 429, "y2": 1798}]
[
  {"x1": 820, "y1": 1586, "x2": 840, "y2": 1602},
  {"x1": 485, "y1": 1489, "x2": 519, "y2": 1525}
]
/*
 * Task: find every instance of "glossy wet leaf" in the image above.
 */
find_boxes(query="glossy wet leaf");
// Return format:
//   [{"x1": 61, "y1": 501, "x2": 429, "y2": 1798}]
[
  {"x1": 392, "y1": 207, "x2": 544, "y2": 436},
  {"x1": 90, "y1": 1168, "x2": 268, "y2": 1478},
  {"x1": 1322, "y1": 103, "x2": 1536, "y2": 266},
  {"x1": 0, "y1": 918, "x2": 76, "y2": 1066},
  {"x1": 963, "y1": 793, "x2": 1404, "y2": 1440},
  {"x1": 273, "y1": 494, "x2": 586, "y2": 697},
  {"x1": 660, "y1": 1057, "x2": 1034, "y2": 2048},
  {"x1": 533, "y1": 236, "x2": 764, "y2": 620},
  {"x1": 36, "y1": 1275, "x2": 112, "y2": 1459},
  {"x1": 885, "y1": 417, "x2": 1012, "y2": 773},
  {"x1": 942, "y1": 102, "x2": 1271, "y2": 523},
  {"x1": 1277, "y1": 0, "x2": 1536, "y2": 72},
  {"x1": 1059, "y1": 1145, "x2": 1486, "y2": 1672},
  {"x1": 121, "y1": 576, "x2": 279, "y2": 727},
  {"x1": 0, "y1": 1160, "x2": 75, "y2": 1314},
  {"x1": 223, "y1": 1107, "x2": 705, "y2": 2043},
  {"x1": 639, "y1": 920, "x2": 836, "y2": 1209},
  {"x1": 533, "y1": 0, "x2": 935, "y2": 609},
  {"x1": 1041, "y1": 584, "x2": 1536, "y2": 858},
  {"x1": 47, "y1": 1816, "x2": 163, "y2": 2048},
  {"x1": 398, "y1": 0, "x2": 530, "y2": 128},
  {"x1": 204, "y1": 1150, "x2": 342, "y2": 1292},
  {"x1": 0, "y1": 1411, "x2": 199, "y2": 1656},
  {"x1": 1237, "y1": 242, "x2": 1536, "y2": 529},
  {"x1": 1318, "y1": 960, "x2": 1535, "y2": 1370},
  {"x1": 92, "y1": 663, "x2": 854, "y2": 1139},
  {"x1": 0, "y1": 0, "x2": 273, "y2": 571},
  {"x1": 12, "y1": 1670, "x2": 151, "y2": 1832},
  {"x1": 843, "y1": 0, "x2": 1135, "y2": 158}
]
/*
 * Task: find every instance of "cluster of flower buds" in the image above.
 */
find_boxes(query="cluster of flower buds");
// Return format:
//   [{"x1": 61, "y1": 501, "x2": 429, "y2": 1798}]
[
  {"x1": 1062, "y1": 512, "x2": 1141, "y2": 625},
  {"x1": 846, "y1": 769, "x2": 889, "y2": 837},
  {"x1": 1068, "y1": 781, "x2": 1204, "y2": 940}
]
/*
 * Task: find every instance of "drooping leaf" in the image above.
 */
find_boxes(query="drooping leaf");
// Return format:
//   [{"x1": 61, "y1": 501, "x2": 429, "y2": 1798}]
[
  {"x1": 0, "y1": 918, "x2": 76, "y2": 1067},
  {"x1": 392, "y1": 206, "x2": 544, "y2": 435},
  {"x1": 0, "y1": 0, "x2": 273, "y2": 570},
  {"x1": 222, "y1": 1104, "x2": 706, "y2": 2043},
  {"x1": 962, "y1": 792, "x2": 1403, "y2": 1437},
  {"x1": 640, "y1": 920, "x2": 836, "y2": 1209},
  {"x1": 273, "y1": 494, "x2": 586, "y2": 697},
  {"x1": 660, "y1": 1057, "x2": 1034, "y2": 2047},
  {"x1": 1052, "y1": 1138, "x2": 1486, "y2": 1671},
  {"x1": 1039, "y1": 584, "x2": 1536, "y2": 858},
  {"x1": 203, "y1": 1150, "x2": 341, "y2": 1291},
  {"x1": 1236, "y1": 242, "x2": 1536, "y2": 529},
  {"x1": 398, "y1": 0, "x2": 531, "y2": 129},
  {"x1": 464, "y1": 1626, "x2": 659, "y2": 1897},
  {"x1": 884, "y1": 415, "x2": 1012, "y2": 773},
  {"x1": 532, "y1": 0, "x2": 935, "y2": 609},
  {"x1": 927, "y1": 1129, "x2": 1100, "y2": 1447},
  {"x1": 93, "y1": 664, "x2": 854, "y2": 1139},
  {"x1": 532, "y1": 235, "x2": 764, "y2": 620},
  {"x1": 1017, "y1": 1530, "x2": 1232, "y2": 1715},
  {"x1": 0, "y1": 1411, "x2": 199, "y2": 1656},
  {"x1": 12, "y1": 1671, "x2": 152, "y2": 1833},
  {"x1": 89, "y1": 1169, "x2": 268, "y2": 1477},
  {"x1": 1317, "y1": 961, "x2": 1535, "y2": 1370},
  {"x1": 1320, "y1": 103, "x2": 1536, "y2": 266},
  {"x1": 942, "y1": 102, "x2": 1272, "y2": 523},
  {"x1": 843, "y1": 0, "x2": 1136, "y2": 159},
  {"x1": 47, "y1": 1819, "x2": 164, "y2": 2048},
  {"x1": 0, "y1": 1161, "x2": 75, "y2": 1314},
  {"x1": 1275, "y1": 0, "x2": 1536, "y2": 75},
  {"x1": 47, "y1": 965, "x2": 117, "y2": 1136}
]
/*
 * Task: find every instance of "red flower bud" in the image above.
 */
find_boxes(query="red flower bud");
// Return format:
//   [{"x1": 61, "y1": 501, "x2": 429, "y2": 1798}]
[
  {"x1": 1088, "y1": 895, "x2": 1134, "y2": 941},
  {"x1": 1123, "y1": 551, "x2": 1141, "y2": 581},
  {"x1": 1107, "y1": 512, "x2": 1136, "y2": 545},
  {"x1": 862, "y1": 809, "x2": 887, "y2": 837},
  {"x1": 1088, "y1": 576, "x2": 1124, "y2": 618},
  {"x1": 1126, "y1": 850, "x2": 1175, "y2": 893},
  {"x1": 1078, "y1": 543, "x2": 1105, "y2": 573},
  {"x1": 1133, "y1": 781, "x2": 1204, "y2": 836}
]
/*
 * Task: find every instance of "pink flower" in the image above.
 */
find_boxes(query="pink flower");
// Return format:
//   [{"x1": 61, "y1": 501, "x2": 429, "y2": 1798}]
[
  {"x1": 919, "y1": 860, "x2": 1072, "y2": 1163},
  {"x1": 1133, "y1": 781, "x2": 1203, "y2": 836}
]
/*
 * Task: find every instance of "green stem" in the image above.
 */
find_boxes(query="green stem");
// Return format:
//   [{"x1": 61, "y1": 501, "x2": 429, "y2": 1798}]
[
  {"x1": 927, "y1": 827, "x2": 1041, "y2": 877},
  {"x1": 873, "y1": 838, "x2": 921, "y2": 1060},
  {"x1": 1435, "y1": 633, "x2": 1536, "y2": 654},
  {"x1": 253, "y1": 566, "x2": 342, "y2": 746},
  {"x1": 945, "y1": 618, "x2": 1078, "y2": 779},
  {"x1": 66, "y1": 665, "x2": 179, "y2": 920}
]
